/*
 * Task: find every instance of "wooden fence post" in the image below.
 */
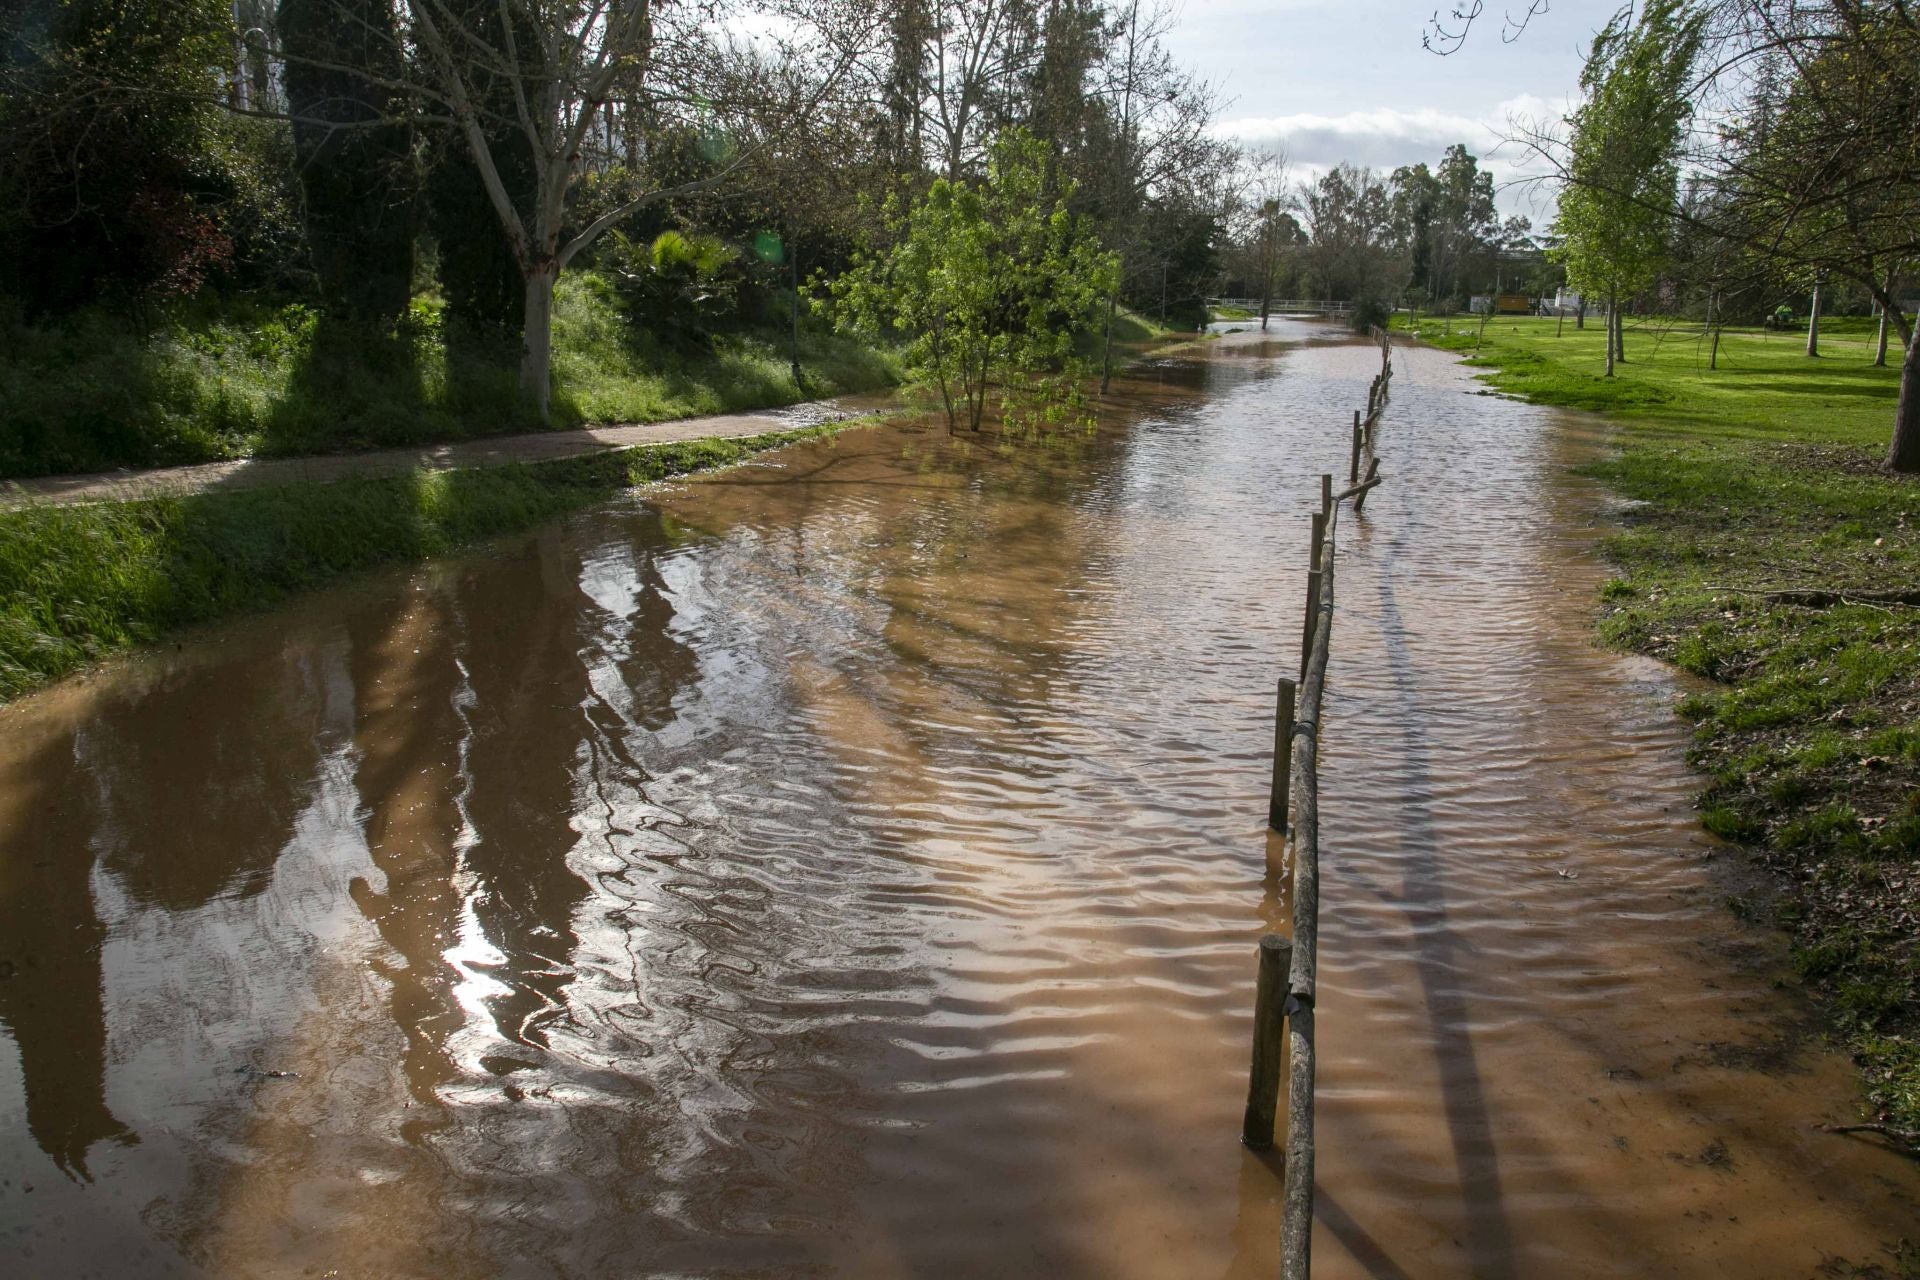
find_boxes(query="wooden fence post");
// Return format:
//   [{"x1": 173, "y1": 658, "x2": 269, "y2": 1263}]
[
  {"x1": 1268, "y1": 678, "x2": 1296, "y2": 832},
  {"x1": 1242, "y1": 933, "x2": 1295, "y2": 1149},
  {"x1": 1349, "y1": 413, "x2": 1362, "y2": 485},
  {"x1": 1320, "y1": 473, "x2": 1333, "y2": 516},
  {"x1": 1353, "y1": 456, "x2": 1381, "y2": 514},
  {"x1": 1300, "y1": 569, "x2": 1322, "y2": 678}
]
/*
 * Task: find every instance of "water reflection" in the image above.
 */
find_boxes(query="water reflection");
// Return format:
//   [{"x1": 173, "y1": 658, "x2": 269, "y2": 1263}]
[{"x1": 0, "y1": 721, "x2": 126, "y2": 1180}]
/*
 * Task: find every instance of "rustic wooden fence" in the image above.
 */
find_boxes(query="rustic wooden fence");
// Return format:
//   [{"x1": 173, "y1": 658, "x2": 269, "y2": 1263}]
[{"x1": 1242, "y1": 325, "x2": 1393, "y2": 1280}]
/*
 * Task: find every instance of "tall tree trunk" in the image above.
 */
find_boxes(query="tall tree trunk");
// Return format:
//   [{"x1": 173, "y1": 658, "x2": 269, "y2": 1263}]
[
  {"x1": 1806, "y1": 275, "x2": 1823, "y2": 357},
  {"x1": 1615, "y1": 297, "x2": 1627, "y2": 364},
  {"x1": 1575, "y1": 299, "x2": 1585, "y2": 330},
  {"x1": 1876, "y1": 265, "x2": 1896, "y2": 367},
  {"x1": 1605, "y1": 292, "x2": 1617, "y2": 378},
  {"x1": 789, "y1": 242, "x2": 802, "y2": 388},
  {"x1": 1890, "y1": 320, "x2": 1920, "y2": 472},
  {"x1": 1709, "y1": 290, "x2": 1721, "y2": 370},
  {"x1": 1100, "y1": 290, "x2": 1117, "y2": 394},
  {"x1": 521, "y1": 264, "x2": 557, "y2": 423},
  {"x1": 280, "y1": 0, "x2": 415, "y2": 322}
]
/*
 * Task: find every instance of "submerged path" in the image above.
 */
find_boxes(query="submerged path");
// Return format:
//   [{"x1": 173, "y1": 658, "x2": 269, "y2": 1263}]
[
  {"x1": 0, "y1": 393, "x2": 885, "y2": 509},
  {"x1": 1, "y1": 322, "x2": 1915, "y2": 1277}
]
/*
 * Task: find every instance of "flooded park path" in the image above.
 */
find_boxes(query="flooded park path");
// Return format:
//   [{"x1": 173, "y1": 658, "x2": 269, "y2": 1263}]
[{"x1": 2, "y1": 321, "x2": 1915, "y2": 1277}]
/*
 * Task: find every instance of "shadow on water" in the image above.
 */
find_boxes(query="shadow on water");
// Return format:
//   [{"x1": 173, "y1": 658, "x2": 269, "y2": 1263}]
[{"x1": 1361, "y1": 552, "x2": 1517, "y2": 1279}]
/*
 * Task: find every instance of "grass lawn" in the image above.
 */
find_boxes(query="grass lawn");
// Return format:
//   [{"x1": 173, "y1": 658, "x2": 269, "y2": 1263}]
[{"x1": 1400, "y1": 311, "x2": 1920, "y2": 1141}]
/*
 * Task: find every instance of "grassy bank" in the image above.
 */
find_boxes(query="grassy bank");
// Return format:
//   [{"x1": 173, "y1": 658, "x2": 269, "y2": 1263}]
[
  {"x1": 1, "y1": 274, "x2": 900, "y2": 479},
  {"x1": 1402, "y1": 313, "x2": 1920, "y2": 1139},
  {"x1": 0, "y1": 422, "x2": 853, "y2": 703}
]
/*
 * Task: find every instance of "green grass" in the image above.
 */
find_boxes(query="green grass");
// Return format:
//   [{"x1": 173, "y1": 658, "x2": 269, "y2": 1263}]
[
  {"x1": 1209, "y1": 304, "x2": 1255, "y2": 321},
  {"x1": 0, "y1": 421, "x2": 856, "y2": 702},
  {"x1": 0, "y1": 274, "x2": 901, "y2": 479},
  {"x1": 1399, "y1": 312, "x2": 1920, "y2": 1136}
]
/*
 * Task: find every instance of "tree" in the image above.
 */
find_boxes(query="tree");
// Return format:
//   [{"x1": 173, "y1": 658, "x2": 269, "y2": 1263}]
[
  {"x1": 0, "y1": 0, "x2": 237, "y2": 312},
  {"x1": 1550, "y1": 0, "x2": 1703, "y2": 376},
  {"x1": 396, "y1": 0, "x2": 864, "y2": 421},
  {"x1": 278, "y1": 0, "x2": 415, "y2": 322},
  {"x1": 1241, "y1": 151, "x2": 1296, "y2": 329},
  {"x1": 1299, "y1": 163, "x2": 1398, "y2": 326},
  {"x1": 832, "y1": 128, "x2": 1118, "y2": 433},
  {"x1": 1504, "y1": 1, "x2": 1920, "y2": 469}
]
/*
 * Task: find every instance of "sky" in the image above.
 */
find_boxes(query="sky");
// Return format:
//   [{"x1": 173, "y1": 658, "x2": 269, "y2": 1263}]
[{"x1": 1165, "y1": 0, "x2": 1620, "y2": 221}]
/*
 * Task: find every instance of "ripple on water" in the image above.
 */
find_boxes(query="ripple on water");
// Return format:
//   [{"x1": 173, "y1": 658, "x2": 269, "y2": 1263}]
[{"x1": 0, "y1": 323, "x2": 1914, "y2": 1278}]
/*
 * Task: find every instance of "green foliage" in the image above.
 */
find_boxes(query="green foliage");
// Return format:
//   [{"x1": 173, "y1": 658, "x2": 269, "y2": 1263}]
[
  {"x1": 0, "y1": 421, "x2": 857, "y2": 702},
  {"x1": 0, "y1": 0, "x2": 237, "y2": 310},
  {"x1": 1552, "y1": 0, "x2": 1704, "y2": 305},
  {"x1": 832, "y1": 129, "x2": 1119, "y2": 432},
  {"x1": 278, "y1": 0, "x2": 416, "y2": 322},
  {"x1": 422, "y1": 0, "x2": 541, "y2": 335},
  {"x1": 604, "y1": 229, "x2": 744, "y2": 350}
]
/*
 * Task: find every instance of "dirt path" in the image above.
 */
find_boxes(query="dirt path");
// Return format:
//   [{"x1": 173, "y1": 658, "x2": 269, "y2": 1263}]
[{"x1": 0, "y1": 393, "x2": 893, "y2": 510}]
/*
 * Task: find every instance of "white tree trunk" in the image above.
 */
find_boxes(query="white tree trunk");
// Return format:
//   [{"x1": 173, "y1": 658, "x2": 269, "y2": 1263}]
[
  {"x1": 521, "y1": 265, "x2": 558, "y2": 423},
  {"x1": 1605, "y1": 293, "x2": 1617, "y2": 378},
  {"x1": 1806, "y1": 277, "x2": 1823, "y2": 357},
  {"x1": 1877, "y1": 265, "x2": 1895, "y2": 367}
]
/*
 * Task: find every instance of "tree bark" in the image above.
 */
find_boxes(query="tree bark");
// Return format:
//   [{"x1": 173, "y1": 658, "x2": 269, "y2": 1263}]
[
  {"x1": 789, "y1": 241, "x2": 803, "y2": 388},
  {"x1": 1708, "y1": 290, "x2": 1719, "y2": 370},
  {"x1": 1100, "y1": 290, "x2": 1117, "y2": 394},
  {"x1": 1605, "y1": 292, "x2": 1617, "y2": 378},
  {"x1": 1806, "y1": 275, "x2": 1823, "y2": 357},
  {"x1": 1877, "y1": 265, "x2": 1895, "y2": 367},
  {"x1": 521, "y1": 264, "x2": 557, "y2": 423},
  {"x1": 1575, "y1": 299, "x2": 1585, "y2": 330},
  {"x1": 1889, "y1": 316, "x2": 1920, "y2": 472}
]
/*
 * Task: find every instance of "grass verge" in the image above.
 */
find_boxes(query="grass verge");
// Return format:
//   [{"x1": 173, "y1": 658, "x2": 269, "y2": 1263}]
[
  {"x1": 1400, "y1": 312, "x2": 1920, "y2": 1139},
  {"x1": 0, "y1": 274, "x2": 900, "y2": 479},
  {"x1": 0, "y1": 421, "x2": 855, "y2": 703}
]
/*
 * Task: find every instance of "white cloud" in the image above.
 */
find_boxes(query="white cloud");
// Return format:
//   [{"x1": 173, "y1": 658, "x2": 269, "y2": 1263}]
[{"x1": 1213, "y1": 93, "x2": 1575, "y2": 220}]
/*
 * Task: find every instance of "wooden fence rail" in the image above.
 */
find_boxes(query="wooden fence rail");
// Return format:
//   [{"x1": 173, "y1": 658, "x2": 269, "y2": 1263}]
[{"x1": 1241, "y1": 324, "x2": 1393, "y2": 1279}]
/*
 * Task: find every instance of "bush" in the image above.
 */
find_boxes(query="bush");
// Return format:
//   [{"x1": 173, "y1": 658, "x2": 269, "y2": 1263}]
[{"x1": 603, "y1": 229, "x2": 743, "y2": 350}]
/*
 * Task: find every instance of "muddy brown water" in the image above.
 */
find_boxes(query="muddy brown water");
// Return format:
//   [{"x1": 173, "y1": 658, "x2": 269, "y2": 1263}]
[{"x1": 2, "y1": 322, "x2": 1915, "y2": 1278}]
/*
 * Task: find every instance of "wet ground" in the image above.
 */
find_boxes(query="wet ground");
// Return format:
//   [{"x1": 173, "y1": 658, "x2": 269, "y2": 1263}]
[{"x1": 2, "y1": 320, "x2": 1915, "y2": 1277}]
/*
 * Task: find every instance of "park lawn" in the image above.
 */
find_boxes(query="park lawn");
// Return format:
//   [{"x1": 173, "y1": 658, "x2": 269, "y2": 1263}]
[{"x1": 1403, "y1": 312, "x2": 1920, "y2": 1139}]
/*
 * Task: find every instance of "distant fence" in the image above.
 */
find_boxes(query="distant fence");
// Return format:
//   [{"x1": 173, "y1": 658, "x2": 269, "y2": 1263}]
[
  {"x1": 1210, "y1": 297, "x2": 1358, "y2": 317},
  {"x1": 1240, "y1": 325, "x2": 1393, "y2": 1280}
]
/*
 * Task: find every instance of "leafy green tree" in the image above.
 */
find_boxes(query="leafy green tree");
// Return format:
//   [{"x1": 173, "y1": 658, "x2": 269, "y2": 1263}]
[
  {"x1": 1550, "y1": 0, "x2": 1704, "y2": 376},
  {"x1": 279, "y1": 0, "x2": 415, "y2": 323},
  {"x1": 833, "y1": 129, "x2": 1118, "y2": 433},
  {"x1": 0, "y1": 0, "x2": 234, "y2": 311}
]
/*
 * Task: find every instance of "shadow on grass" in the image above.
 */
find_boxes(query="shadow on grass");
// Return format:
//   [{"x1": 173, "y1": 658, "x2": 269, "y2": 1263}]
[{"x1": 260, "y1": 312, "x2": 559, "y2": 458}]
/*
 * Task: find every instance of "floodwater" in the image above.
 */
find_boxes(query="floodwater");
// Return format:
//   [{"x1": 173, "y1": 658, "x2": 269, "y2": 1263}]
[{"x1": 2, "y1": 321, "x2": 1915, "y2": 1278}]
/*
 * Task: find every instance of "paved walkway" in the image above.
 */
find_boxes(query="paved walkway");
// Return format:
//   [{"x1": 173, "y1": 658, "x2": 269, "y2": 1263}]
[{"x1": 0, "y1": 393, "x2": 896, "y2": 509}]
